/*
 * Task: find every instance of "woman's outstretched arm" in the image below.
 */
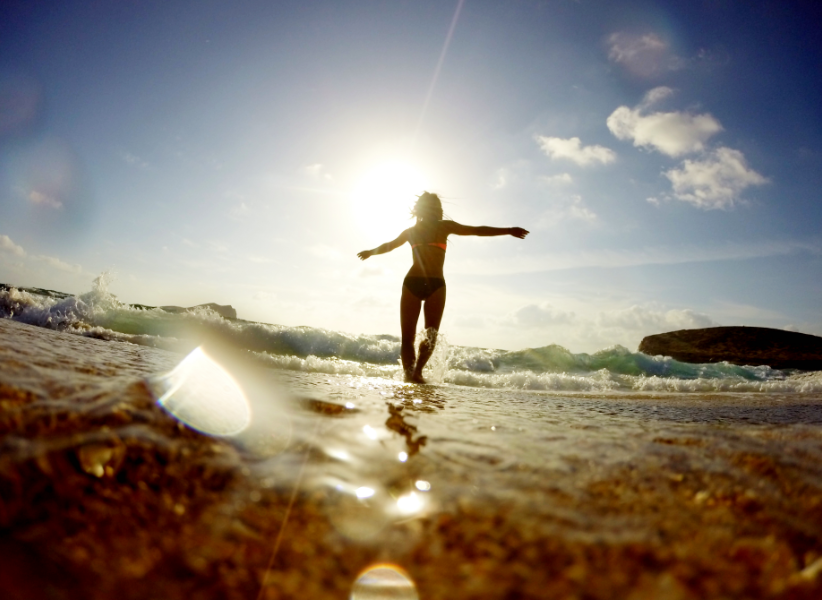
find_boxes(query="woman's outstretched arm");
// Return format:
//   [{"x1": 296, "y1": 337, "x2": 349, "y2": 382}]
[
  {"x1": 357, "y1": 229, "x2": 410, "y2": 260},
  {"x1": 445, "y1": 221, "x2": 529, "y2": 239}
]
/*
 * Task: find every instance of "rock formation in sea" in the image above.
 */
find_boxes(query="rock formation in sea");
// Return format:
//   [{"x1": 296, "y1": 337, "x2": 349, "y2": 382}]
[{"x1": 639, "y1": 326, "x2": 822, "y2": 370}]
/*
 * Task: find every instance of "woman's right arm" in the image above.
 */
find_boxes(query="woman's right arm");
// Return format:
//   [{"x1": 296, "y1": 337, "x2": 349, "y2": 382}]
[
  {"x1": 357, "y1": 229, "x2": 410, "y2": 260},
  {"x1": 445, "y1": 221, "x2": 529, "y2": 239}
]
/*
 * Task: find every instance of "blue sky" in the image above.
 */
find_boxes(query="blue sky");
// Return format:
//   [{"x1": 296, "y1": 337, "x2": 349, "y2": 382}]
[{"x1": 1, "y1": 0, "x2": 821, "y2": 353}]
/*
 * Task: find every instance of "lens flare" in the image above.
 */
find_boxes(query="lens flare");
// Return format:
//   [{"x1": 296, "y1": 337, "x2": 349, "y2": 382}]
[{"x1": 149, "y1": 346, "x2": 251, "y2": 436}]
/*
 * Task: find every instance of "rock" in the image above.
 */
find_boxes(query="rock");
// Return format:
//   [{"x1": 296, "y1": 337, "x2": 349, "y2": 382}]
[{"x1": 638, "y1": 326, "x2": 822, "y2": 370}]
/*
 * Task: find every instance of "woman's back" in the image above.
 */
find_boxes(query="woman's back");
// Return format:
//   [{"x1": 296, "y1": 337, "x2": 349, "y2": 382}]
[{"x1": 407, "y1": 221, "x2": 449, "y2": 278}]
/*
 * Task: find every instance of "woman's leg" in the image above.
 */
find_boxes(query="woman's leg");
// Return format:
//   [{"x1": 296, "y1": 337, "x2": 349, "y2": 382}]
[
  {"x1": 412, "y1": 285, "x2": 446, "y2": 381},
  {"x1": 400, "y1": 286, "x2": 422, "y2": 381}
]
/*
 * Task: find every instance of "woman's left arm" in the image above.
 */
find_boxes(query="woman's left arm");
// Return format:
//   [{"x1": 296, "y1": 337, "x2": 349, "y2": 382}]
[
  {"x1": 357, "y1": 229, "x2": 410, "y2": 260},
  {"x1": 444, "y1": 221, "x2": 529, "y2": 239}
]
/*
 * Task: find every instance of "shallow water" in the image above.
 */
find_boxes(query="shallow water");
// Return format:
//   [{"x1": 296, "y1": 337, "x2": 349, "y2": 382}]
[{"x1": 3, "y1": 317, "x2": 822, "y2": 598}]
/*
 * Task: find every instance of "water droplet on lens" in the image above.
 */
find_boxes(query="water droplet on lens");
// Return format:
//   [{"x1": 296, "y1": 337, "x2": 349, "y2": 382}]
[{"x1": 350, "y1": 564, "x2": 418, "y2": 600}]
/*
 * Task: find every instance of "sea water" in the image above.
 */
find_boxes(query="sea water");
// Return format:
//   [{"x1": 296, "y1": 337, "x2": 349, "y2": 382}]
[
  {"x1": 3, "y1": 275, "x2": 819, "y2": 395},
  {"x1": 2, "y1": 277, "x2": 822, "y2": 598}
]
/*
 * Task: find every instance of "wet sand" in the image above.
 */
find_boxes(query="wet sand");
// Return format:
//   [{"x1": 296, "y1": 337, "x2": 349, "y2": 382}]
[{"x1": 2, "y1": 318, "x2": 822, "y2": 599}]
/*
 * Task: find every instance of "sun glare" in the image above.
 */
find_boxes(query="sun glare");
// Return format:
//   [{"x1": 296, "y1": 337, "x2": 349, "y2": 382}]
[{"x1": 352, "y1": 161, "x2": 429, "y2": 234}]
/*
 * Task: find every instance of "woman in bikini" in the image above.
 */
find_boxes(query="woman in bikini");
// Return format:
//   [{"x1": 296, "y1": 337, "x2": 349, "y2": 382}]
[{"x1": 357, "y1": 192, "x2": 529, "y2": 383}]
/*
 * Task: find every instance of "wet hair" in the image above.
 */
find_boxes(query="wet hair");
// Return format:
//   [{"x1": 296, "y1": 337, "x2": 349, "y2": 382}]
[{"x1": 412, "y1": 191, "x2": 443, "y2": 222}]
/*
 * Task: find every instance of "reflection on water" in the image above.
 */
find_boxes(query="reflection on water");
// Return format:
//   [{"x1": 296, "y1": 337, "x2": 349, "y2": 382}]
[
  {"x1": 385, "y1": 404, "x2": 427, "y2": 456},
  {"x1": 350, "y1": 564, "x2": 419, "y2": 600}
]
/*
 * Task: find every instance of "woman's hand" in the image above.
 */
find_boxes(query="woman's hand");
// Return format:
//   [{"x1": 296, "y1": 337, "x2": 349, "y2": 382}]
[
  {"x1": 509, "y1": 227, "x2": 529, "y2": 239},
  {"x1": 357, "y1": 250, "x2": 372, "y2": 261}
]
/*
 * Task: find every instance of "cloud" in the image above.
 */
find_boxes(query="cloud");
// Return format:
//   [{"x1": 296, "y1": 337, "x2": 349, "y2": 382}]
[
  {"x1": 357, "y1": 264, "x2": 389, "y2": 278},
  {"x1": 492, "y1": 168, "x2": 508, "y2": 190},
  {"x1": 607, "y1": 32, "x2": 730, "y2": 79},
  {"x1": 34, "y1": 254, "x2": 83, "y2": 274},
  {"x1": 607, "y1": 32, "x2": 679, "y2": 78},
  {"x1": 607, "y1": 88, "x2": 723, "y2": 157},
  {"x1": 300, "y1": 163, "x2": 333, "y2": 181},
  {"x1": 664, "y1": 147, "x2": 769, "y2": 210},
  {"x1": 512, "y1": 303, "x2": 575, "y2": 328},
  {"x1": 536, "y1": 136, "x2": 616, "y2": 166},
  {"x1": 450, "y1": 237, "x2": 822, "y2": 276},
  {"x1": 28, "y1": 189, "x2": 63, "y2": 209},
  {"x1": 253, "y1": 291, "x2": 277, "y2": 302},
  {"x1": 538, "y1": 173, "x2": 573, "y2": 186},
  {"x1": 309, "y1": 245, "x2": 342, "y2": 260},
  {"x1": 597, "y1": 305, "x2": 717, "y2": 333},
  {"x1": 120, "y1": 150, "x2": 149, "y2": 169},
  {"x1": 537, "y1": 195, "x2": 597, "y2": 227},
  {"x1": 0, "y1": 235, "x2": 26, "y2": 256}
]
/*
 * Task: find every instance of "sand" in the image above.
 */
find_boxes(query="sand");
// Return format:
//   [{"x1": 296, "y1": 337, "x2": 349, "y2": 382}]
[{"x1": 2, "y1": 318, "x2": 822, "y2": 599}]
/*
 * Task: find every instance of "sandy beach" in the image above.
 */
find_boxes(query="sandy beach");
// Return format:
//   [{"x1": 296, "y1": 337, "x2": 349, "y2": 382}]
[{"x1": 2, "y1": 317, "x2": 822, "y2": 599}]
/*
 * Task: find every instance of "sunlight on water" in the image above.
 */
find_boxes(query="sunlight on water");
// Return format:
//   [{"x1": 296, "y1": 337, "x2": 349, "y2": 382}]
[
  {"x1": 350, "y1": 564, "x2": 419, "y2": 600},
  {"x1": 149, "y1": 347, "x2": 251, "y2": 436}
]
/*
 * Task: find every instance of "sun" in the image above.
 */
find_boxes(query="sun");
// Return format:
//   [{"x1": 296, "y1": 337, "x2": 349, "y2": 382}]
[{"x1": 352, "y1": 161, "x2": 429, "y2": 233}]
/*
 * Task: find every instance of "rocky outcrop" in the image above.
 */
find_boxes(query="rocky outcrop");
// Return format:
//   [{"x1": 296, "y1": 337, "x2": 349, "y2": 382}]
[{"x1": 638, "y1": 326, "x2": 822, "y2": 371}]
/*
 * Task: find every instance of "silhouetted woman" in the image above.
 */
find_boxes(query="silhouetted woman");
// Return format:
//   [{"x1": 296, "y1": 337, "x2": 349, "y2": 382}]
[{"x1": 358, "y1": 192, "x2": 529, "y2": 383}]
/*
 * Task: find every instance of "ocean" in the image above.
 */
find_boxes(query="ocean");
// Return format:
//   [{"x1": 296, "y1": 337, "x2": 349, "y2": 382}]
[{"x1": 2, "y1": 275, "x2": 822, "y2": 599}]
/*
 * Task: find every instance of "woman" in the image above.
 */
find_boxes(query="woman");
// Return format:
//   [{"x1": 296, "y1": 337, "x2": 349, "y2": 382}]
[{"x1": 357, "y1": 192, "x2": 529, "y2": 383}]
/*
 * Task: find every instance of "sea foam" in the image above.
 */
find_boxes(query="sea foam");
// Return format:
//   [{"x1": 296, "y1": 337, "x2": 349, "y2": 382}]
[{"x1": 1, "y1": 276, "x2": 819, "y2": 394}]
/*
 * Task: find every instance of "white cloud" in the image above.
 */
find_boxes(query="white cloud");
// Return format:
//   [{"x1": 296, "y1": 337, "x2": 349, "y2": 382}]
[
  {"x1": 597, "y1": 305, "x2": 717, "y2": 333},
  {"x1": 246, "y1": 255, "x2": 277, "y2": 264},
  {"x1": 536, "y1": 136, "x2": 616, "y2": 166},
  {"x1": 120, "y1": 150, "x2": 149, "y2": 169},
  {"x1": 28, "y1": 189, "x2": 63, "y2": 209},
  {"x1": 300, "y1": 163, "x2": 333, "y2": 181},
  {"x1": 664, "y1": 147, "x2": 769, "y2": 210},
  {"x1": 639, "y1": 86, "x2": 675, "y2": 108},
  {"x1": 309, "y1": 245, "x2": 342, "y2": 260},
  {"x1": 607, "y1": 32, "x2": 676, "y2": 78},
  {"x1": 253, "y1": 291, "x2": 277, "y2": 302},
  {"x1": 232, "y1": 202, "x2": 249, "y2": 216},
  {"x1": 492, "y1": 168, "x2": 508, "y2": 190},
  {"x1": 608, "y1": 32, "x2": 666, "y2": 63},
  {"x1": 357, "y1": 264, "x2": 389, "y2": 278},
  {"x1": 0, "y1": 235, "x2": 26, "y2": 256},
  {"x1": 538, "y1": 173, "x2": 573, "y2": 186},
  {"x1": 537, "y1": 195, "x2": 597, "y2": 227},
  {"x1": 34, "y1": 255, "x2": 83, "y2": 274},
  {"x1": 512, "y1": 303, "x2": 575, "y2": 328},
  {"x1": 607, "y1": 88, "x2": 723, "y2": 157}
]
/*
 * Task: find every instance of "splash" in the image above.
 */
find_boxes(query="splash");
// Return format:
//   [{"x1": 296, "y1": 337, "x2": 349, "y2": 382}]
[{"x1": 3, "y1": 277, "x2": 820, "y2": 394}]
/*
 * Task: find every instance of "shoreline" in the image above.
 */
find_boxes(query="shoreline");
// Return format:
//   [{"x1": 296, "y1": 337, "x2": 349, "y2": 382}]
[{"x1": 1, "y1": 319, "x2": 822, "y2": 598}]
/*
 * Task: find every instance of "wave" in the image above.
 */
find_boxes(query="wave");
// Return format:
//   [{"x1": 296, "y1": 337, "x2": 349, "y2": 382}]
[{"x1": 2, "y1": 275, "x2": 818, "y2": 393}]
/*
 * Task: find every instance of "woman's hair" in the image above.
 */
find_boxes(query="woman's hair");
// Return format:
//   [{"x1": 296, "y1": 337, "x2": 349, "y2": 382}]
[{"x1": 412, "y1": 191, "x2": 443, "y2": 222}]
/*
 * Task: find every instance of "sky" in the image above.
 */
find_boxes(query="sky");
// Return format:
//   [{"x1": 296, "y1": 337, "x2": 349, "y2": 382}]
[{"x1": 1, "y1": 0, "x2": 821, "y2": 353}]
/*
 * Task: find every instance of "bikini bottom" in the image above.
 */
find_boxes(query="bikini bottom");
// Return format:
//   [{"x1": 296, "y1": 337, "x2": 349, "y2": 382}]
[{"x1": 403, "y1": 276, "x2": 446, "y2": 301}]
